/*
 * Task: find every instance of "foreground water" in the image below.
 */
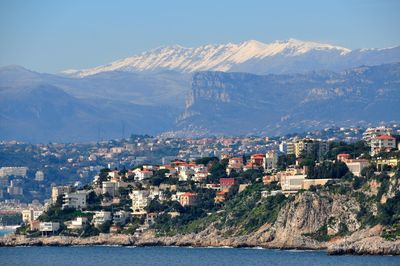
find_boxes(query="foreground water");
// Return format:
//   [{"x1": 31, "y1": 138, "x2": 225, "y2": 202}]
[{"x1": 0, "y1": 246, "x2": 399, "y2": 266}]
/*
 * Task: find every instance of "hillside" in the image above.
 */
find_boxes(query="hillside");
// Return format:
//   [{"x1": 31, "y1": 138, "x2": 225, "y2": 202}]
[{"x1": 177, "y1": 63, "x2": 400, "y2": 136}]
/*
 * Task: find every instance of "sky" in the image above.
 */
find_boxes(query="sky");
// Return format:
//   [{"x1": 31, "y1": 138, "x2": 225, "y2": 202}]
[{"x1": 0, "y1": 0, "x2": 399, "y2": 73}]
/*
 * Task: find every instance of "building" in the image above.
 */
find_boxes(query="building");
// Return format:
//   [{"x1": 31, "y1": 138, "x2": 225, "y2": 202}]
[
  {"x1": 280, "y1": 174, "x2": 307, "y2": 192},
  {"x1": 0, "y1": 167, "x2": 28, "y2": 177},
  {"x1": 130, "y1": 190, "x2": 150, "y2": 214},
  {"x1": 370, "y1": 135, "x2": 396, "y2": 155},
  {"x1": 145, "y1": 212, "x2": 158, "y2": 225},
  {"x1": 22, "y1": 209, "x2": 43, "y2": 223},
  {"x1": 179, "y1": 192, "x2": 198, "y2": 207},
  {"x1": 263, "y1": 175, "x2": 278, "y2": 185},
  {"x1": 67, "y1": 217, "x2": 88, "y2": 230},
  {"x1": 293, "y1": 139, "x2": 329, "y2": 160},
  {"x1": 40, "y1": 222, "x2": 60, "y2": 235},
  {"x1": 62, "y1": 191, "x2": 87, "y2": 209},
  {"x1": 376, "y1": 158, "x2": 399, "y2": 171},
  {"x1": 51, "y1": 186, "x2": 71, "y2": 204},
  {"x1": 134, "y1": 169, "x2": 153, "y2": 180},
  {"x1": 250, "y1": 154, "x2": 265, "y2": 167},
  {"x1": 337, "y1": 153, "x2": 351, "y2": 162},
  {"x1": 264, "y1": 151, "x2": 278, "y2": 170},
  {"x1": 345, "y1": 159, "x2": 370, "y2": 176},
  {"x1": 363, "y1": 126, "x2": 392, "y2": 145},
  {"x1": 226, "y1": 157, "x2": 243, "y2": 175},
  {"x1": 192, "y1": 170, "x2": 209, "y2": 182},
  {"x1": 34, "y1": 171, "x2": 44, "y2": 182},
  {"x1": 7, "y1": 181, "x2": 23, "y2": 196},
  {"x1": 214, "y1": 191, "x2": 226, "y2": 203},
  {"x1": 93, "y1": 211, "x2": 112, "y2": 227},
  {"x1": 219, "y1": 178, "x2": 236, "y2": 192},
  {"x1": 102, "y1": 181, "x2": 119, "y2": 197},
  {"x1": 113, "y1": 210, "x2": 130, "y2": 225}
]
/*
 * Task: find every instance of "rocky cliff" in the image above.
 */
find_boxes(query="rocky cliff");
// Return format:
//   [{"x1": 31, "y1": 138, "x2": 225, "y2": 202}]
[{"x1": 177, "y1": 63, "x2": 400, "y2": 136}]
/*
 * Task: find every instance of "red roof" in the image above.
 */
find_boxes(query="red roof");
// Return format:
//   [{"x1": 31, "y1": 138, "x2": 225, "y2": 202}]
[
  {"x1": 181, "y1": 192, "x2": 197, "y2": 197},
  {"x1": 376, "y1": 135, "x2": 395, "y2": 140},
  {"x1": 251, "y1": 154, "x2": 265, "y2": 158},
  {"x1": 337, "y1": 153, "x2": 351, "y2": 157},
  {"x1": 220, "y1": 178, "x2": 236, "y2": 185}
]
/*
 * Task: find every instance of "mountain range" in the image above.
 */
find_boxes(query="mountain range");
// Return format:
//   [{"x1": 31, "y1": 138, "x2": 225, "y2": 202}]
[
  {"x1": 0, "y1": 39, "x2": 399, "y2": 142},
  {"x1": 63, "y1": 39, "x2": 400, "y2": 77}
]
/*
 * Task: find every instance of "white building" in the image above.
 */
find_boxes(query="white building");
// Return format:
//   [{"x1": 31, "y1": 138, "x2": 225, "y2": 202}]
[
  {"x1": 63, "y1": 191, "x2": 87, "y2": 209},
  {"x1": 67, "y1": 217, "x2": 88, "y2": 230},
  {"x1": 0, "y1": 167, "x2": 28, "y2": 177},
  {"x1": 130, "y1": 190, "x2": 150, "y2": 214},
  {"x1": 22, "y1": 209, "x2": 43, "y2": 223},
  {"x1": 264, "y1": 151, "x2": 278, "y2": 170},
  {"x1": 134, "y1": 169, "x2": 153, "y2": 180},
  {"x1": 370, "y1": 135, "x2": 396, "y2": 155},
  {"x1": 51, "y1": 186, "x2": 71, "y2": 204},
  {"x1": 363, "y1": 127, "x2": 392, "y2": 145},
  {"x1": 280, "y1": 174, "x2": 307, "y2": 192},
  {"x1": 345, "y1": 159, "x2": 371, "y2": 176},
  {"x1": 93, "y1": 211, "x2": 112, "y2": 227},
  {"x1": 113, "y1": 210, "x2": 130, "y2": 225},
  {"x1": 35, "y1": 171, "x2": 44, "y2": 182},
  {"x1": 102, "y1": 181, "x2": 119, "y2": 197},
  {"x1": 40, "y1": 222, "x2": 60, "y2": 234}
]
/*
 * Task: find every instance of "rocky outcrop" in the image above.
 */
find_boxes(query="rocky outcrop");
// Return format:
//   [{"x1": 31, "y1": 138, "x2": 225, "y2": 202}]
[{"x1": 328, "y1": 225, "x2": 400, "y2": 255}]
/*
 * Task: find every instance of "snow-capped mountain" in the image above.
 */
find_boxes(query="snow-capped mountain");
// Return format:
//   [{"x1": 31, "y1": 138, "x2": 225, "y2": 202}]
[{"x1": 63, "y1": 39, "x2": 400, "y2": 77}]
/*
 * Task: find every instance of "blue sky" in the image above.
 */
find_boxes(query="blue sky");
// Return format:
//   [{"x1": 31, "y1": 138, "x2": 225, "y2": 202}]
[{"x1": 0, "y1": 0, "x2": 399, "y2": 73}]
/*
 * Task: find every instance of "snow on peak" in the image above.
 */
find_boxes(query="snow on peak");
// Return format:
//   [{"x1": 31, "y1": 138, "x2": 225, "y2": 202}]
[{"x1": 63, "y1": 39, "x2": 351, "y2": 77}]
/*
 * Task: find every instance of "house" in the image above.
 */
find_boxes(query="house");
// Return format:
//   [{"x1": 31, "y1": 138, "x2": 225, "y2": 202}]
[
  {"x1": 192, "y1": 170, "x2": 209, "y2": 182},
  {"x1": 345, "y1": 159, "x2": 370, "y2": 176},
  {"x1": 102, "y1": 181, "x2": 119, "y2": 197},
  {"x1": 370, "y1": 135, "x2": 396, "y2": 155},
  {"x1": 376, "y1": 158, "x2": 399, "y2": 171},
  {"x1": 336, "y1": 153, "x2": 351, "y2": 162},
  {"x1": 214, "y1": 191, "x2": 226, "y2": 203},
  {"x1": 263, "y1": 175, "x2": 278, "y2": 185},
  {"x1": 130, "y1": 190, "x2": 150, "y2": 214},
  {"x1": 264, "y1": 151, "x2": 278, "y2": 170},
  {"x1": 62, "y1": 191, "x2": 87, "y2": 209},
  {"x1": 134, "y1": 169, "x2": 153, "y2": 180},
  {"x1": 250, "y1": 154, "x2": 265, "y2": 167},
  {"x1": 22, "y1": 209, "x2": 43, "y2": 223},
  {"x1": 219, "y1": 178, "x2": 236, "y2": 192},
  {"x1": 226, "y1": 157, "x2": 243, "y2": 175},
  {"x1": 363, "y1": 127, "x2": 392, "y2": 145},
  {"x1": 93, "y1": 211, "x2": 112, "y2": 227},
  {"x1": 280, "y1": 174, "x2": 307, "y2": 192},
  {"x1": 179, "y1": 192, "x2": 198, "y2": 206},
  {"x1": 113, "y1": 210, "x2": 130, "y2": 225},
  {"x1": 51, "y1": 186, "x2": 71, "y2": 204},
  {"x1": 145, "y1": 212, "x2": 158, "y2": 225},
  {"x1": 67, "y1": 217, "x2": 88, "y2": 230},
  {"x1": 40, "y1": 222, "x2": 60, "y2": 235},
  {"x1": 107, "y1": 170, "x2": 120, "y2": 179}
]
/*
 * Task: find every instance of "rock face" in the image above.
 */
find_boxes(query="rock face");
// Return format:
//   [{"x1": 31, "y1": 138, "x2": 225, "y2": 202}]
[{"x1": 177, "y1": 63, "x2": 400, "y2": 136}]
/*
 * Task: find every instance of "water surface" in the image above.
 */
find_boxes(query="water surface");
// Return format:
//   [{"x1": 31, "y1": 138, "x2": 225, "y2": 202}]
[{"x1": 0, "y1": 246, "x2": 399, "y2": 266}]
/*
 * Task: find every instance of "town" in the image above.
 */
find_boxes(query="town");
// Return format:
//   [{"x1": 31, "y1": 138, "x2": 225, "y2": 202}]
[{"x1": 1, "y1": 125, "x2": 400, "y2": 238}]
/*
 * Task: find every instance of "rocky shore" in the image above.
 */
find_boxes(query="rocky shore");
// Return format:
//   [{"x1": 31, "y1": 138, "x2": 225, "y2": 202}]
[{"x1": 1, "y1": 225, "x2": 399, "y2": 255}]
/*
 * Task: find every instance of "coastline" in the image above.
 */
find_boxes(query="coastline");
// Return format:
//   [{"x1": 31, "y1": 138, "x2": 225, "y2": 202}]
[{"x1": 1, "y1": 226, "x2": 399, "y2": 256}]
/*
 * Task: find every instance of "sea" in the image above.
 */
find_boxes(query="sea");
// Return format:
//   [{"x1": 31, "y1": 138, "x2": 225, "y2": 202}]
[{"x1": 0, "y1": 246, "x2": 399, "y2": 266}]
